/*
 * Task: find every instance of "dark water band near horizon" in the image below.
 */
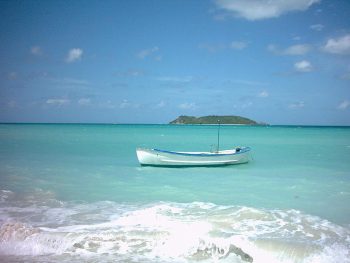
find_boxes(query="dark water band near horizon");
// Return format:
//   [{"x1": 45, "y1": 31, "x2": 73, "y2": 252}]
[{"x1": 0, "y1": 124, "x2": 349, "y2": 262}]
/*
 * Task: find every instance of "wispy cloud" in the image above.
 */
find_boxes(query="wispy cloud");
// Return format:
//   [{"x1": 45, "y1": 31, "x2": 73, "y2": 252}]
[
  {"x1": 65, "y1": 48, "x2": 83, "y2": 63},
  {"x1": 6, "y1": 71, "x2": 52, "y2": 82},
  {"x1": 120, "y1": 99, "x2": 130, "y2": 109},
  {"x1": 137, "y1": 46, "x2": 160, "y2": 60},
  {"x1": 233, "y1": 79, "x2": 268, "y2": 86},
  {"x1": 114, "y1": 69, "x2": 145, "y2": 77},
  {"x1": 46, "y1": 98, "x2": 70, "y2": 106},
  {"x1": 322, "y1": 34, "x2": 350, "y2": 55},
  {"x1": 284, "y1": 44, "x2": 312, "y2": 55},
  {"x1": 49, "y1": 77, "x2": 91, "y2": 90},
  {"x1": 199, "y1": 43, "x2": 226, "y2": 53},
  {"x1": 310, "y1": 24, "x2": 324, "y2": 31},
  {"x1": 341, "y1": 71, "x2": 350, "y2": 80},
  {"x1": 214, "y1": 0, "x2": 320, "y2": 21},
  {"x1": 233, "y1": 100, "x2": 253, "y2": 109},
  {"x1": 154, "y1": 55, "x2": 162, "y2": 61},
  {"x1": 7, "y1": 100, "x2": 17, "y2": 108},
  {"x1": 7, "y1": 72, "x2": 18, "y2": 80},
  {"x1": 155, "y1": 100, "x2": 166, "y2": 108},
  {"x1": 58, "y1": 78, "x2": 90, "y2": 86},
  {"x1": 179, "y1": 102, "x2": 196, "y2": 110},
  {"x1": 199, "y1": 41, "x2": 247, "y2": 52},
  {"x1": 289, "y1": 101, "x2": 305, "y2": 109},
  {"x1": 258, "y1": 90, "x2": 269, "y2": 98},
  {"x1": 294, "y1": 60, "x2": 313, "y2": 72},
  {"x1": 230, "y1": 41, "x2": 247, "y2": 50},
  {"x1": 156, "y1": 76, "x2": 193, "y2": 83},
  {"x1": 101, "y1": 100, "x2": 117, "y2": 109},
  {"x1": 120, "y1": 99, "x2": 140, "y2": 109},
  {"x1": 337, "y1": 100, "x2": 350, "y2": 110},
  {"x1": 268, "y1": 44, "x2": 311, "y2": 55},
  {"x1": 78, "y1": 98, "x2": 91, "y2": 106},
  {"x1": 30, "y1": 46, "x2": 43, "y2": 56}
]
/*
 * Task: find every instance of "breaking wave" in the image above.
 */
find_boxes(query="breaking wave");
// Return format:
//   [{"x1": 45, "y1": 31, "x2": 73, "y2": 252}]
[{"x1": 0, "y1": 189, "x2": 349, "y2": 262}]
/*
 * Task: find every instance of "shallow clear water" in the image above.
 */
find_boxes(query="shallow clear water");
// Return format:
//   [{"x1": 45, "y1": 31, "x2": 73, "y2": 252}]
[{"x1": 0, "y1": 124, "x2": 349, "y2": 262}]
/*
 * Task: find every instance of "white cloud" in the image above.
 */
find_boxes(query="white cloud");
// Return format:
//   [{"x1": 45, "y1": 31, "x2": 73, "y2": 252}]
[
  {"x1": 215, "y1": 0, "x2": 320, "y2": 21},
  {"x1": 268, "y1": 44, "x2": 311, "y2": 55},
  {"x1": 322, "y1": 34, "x2": 350, "y2": 55},
  {"x1": 310, "y1": 24, "x2": 324, "y2": 31},
  {"x1": 289, "y1": 101, "x2": 305, "y2": 109},
  {"x1": 230, "y1": 41, "x2": 247, "y2": 50},
  {"x1": 78, "y1": 98, "x2": 91, "y2": 106},
  {"x1": 337, "y1": 100, "x2": 350, "y2": 110},
  {"x1": 137, "y1": 46, "x2": 159, "y2": 59},
  {"x1": 294, "y1": 60, "x2": 313, "y2": 72},
  {"x1": 65, "y1": 48, "x2": 83, "y2": 63},
  {"x1": 258, "y1": 90, "x2": 269, "y2": 98},
  {"x1": 31, "y1": 46, "x2": 43, "y2": 56},
  {"x1": 179, "y1": 102, "x2": 196, "y2": 110},
  {"x1": 46, "y1": 98, "x2": 70, "y2": 106}
]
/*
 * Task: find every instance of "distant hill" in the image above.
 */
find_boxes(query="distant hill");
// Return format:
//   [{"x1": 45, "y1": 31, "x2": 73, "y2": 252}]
[{"x1": 169, "y1": 115, "x2": 259, "y2": 125}]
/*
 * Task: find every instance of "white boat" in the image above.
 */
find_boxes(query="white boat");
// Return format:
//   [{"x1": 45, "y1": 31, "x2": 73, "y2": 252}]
[{"x1": 136, "y1": 147, "x2": 251, "y2": 166}]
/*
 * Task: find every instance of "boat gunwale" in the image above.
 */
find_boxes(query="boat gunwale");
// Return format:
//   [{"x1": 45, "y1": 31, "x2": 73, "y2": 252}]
[{"x1": 139, "y1": 147, "x2": 251, "y2": 157}]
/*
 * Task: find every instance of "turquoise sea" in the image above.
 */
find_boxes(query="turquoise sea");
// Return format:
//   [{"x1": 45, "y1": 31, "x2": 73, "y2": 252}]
[{"x1": 0, "y1": 124, "x2": 350, "y2": 262}]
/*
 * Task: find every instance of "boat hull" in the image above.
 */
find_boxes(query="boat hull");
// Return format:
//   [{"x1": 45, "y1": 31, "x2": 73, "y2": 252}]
[{"x1": 136, "y1": 147, "x2": 251, "y2": 167}]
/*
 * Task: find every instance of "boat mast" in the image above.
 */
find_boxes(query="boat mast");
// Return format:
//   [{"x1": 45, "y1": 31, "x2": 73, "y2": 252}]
[{"x1": 217, "y1": 119, "x2": 220, "y2": 152}]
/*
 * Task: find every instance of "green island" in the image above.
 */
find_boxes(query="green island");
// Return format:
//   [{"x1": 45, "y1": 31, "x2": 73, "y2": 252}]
[{"x1": 169, "y1": 115, "x2": 262, "y2": 125}]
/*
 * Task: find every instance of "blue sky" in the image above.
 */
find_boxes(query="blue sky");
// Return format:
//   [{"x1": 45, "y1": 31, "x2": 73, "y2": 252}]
[{"x1": 1, "y1": 0, "x2": 350, "y2": 125}]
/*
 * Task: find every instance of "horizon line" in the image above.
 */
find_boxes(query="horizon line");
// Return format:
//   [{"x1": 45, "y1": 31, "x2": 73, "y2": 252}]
[{"x1": 0, "y1": 122, "x2": 349, "y2": 127}]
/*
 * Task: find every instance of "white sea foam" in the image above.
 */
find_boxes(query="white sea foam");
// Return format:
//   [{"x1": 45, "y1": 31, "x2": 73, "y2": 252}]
[
  {"x1": 0, "y1": 190, "x2": 14, "y2": 203},
  {"x1": 0, "y1": 191, "x2": 349, "y2": 262}
]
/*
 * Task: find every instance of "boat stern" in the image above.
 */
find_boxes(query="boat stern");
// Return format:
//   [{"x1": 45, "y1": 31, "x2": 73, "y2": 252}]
[{"x1": 136, "y1": 148, "x2": 159, "y2": 166}]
